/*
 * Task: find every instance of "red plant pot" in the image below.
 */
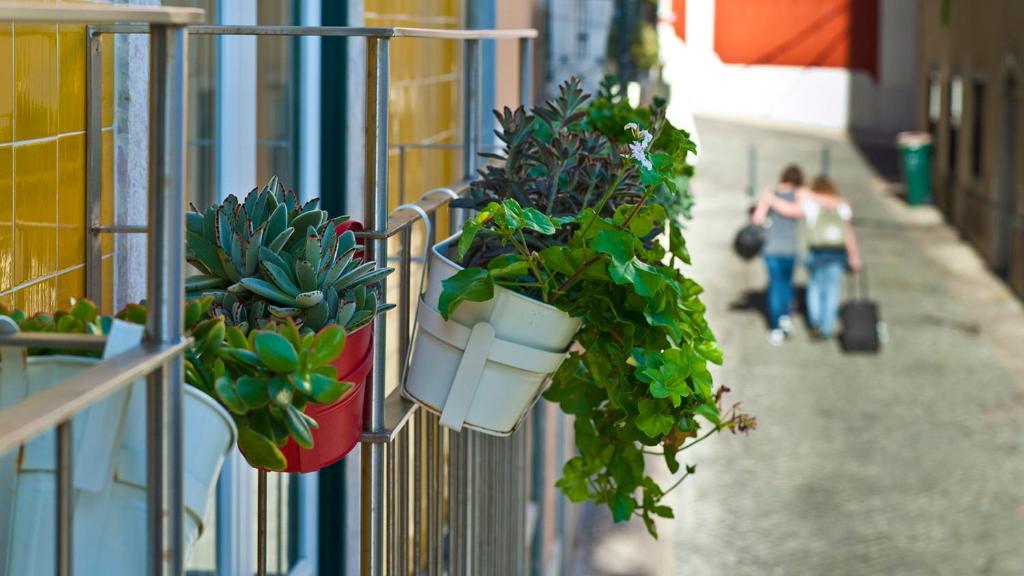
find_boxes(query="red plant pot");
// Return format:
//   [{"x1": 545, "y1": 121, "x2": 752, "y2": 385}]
[
  {"x1": 278, "y1": 218, "x2": 373, "y2": 473},
  {"x1": 279, "y1": 323, "x2": 373, "y2": 473}
]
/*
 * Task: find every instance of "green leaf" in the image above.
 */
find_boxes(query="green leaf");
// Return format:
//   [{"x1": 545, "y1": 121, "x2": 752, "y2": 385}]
[
  {"x1": 593, "y1": 229, "x2": 635, "y2": 263},
  {"x1": 309, "y1": 325, "x2": 346, "y2": 367},
  {"x1": 486, "y1": 253, "x2": 530, "y2": 279},
  {"x1": 284, "y1": 404, "x2": 313, "y2": 448},
  {"x1": 500, "y1": 199, "x2": 524, "y2": 229},
  {"x1": 254, "y1": 331, "x2": 299, "y2": 372},
  {"x1": 240, "y1": 278, "x2": 301, "y2": 307},
  {"x1": 214, "y1": 376, "x2": 247, "y2": 414},
  {"x1": 237, "y1": 426, "x2": 287, "y2": 471},
  {"x1": 437, "y1": 268, "x2": 494, "y2": 320},
  {"x1": 267, "y1": 376, "x2": 294, "y2": 407},
  {"x1": 521, "y1": 207, "x2": 556, "y2": 235},
  {"x1": 635, "y1": 399, "x2": 675, "y2": 438},
  {"x1": 611, "y1": 493, "x2": 636, "y2": 523},
  {"x1": 458, "y1": 217, "x2": 483, "y2": 259},
  {"x1": 309, "y1": 373, "x2": 350, "y2": 404},
  {"x1": 236, "y1": 376, "x2": 269, "y2": 409}
]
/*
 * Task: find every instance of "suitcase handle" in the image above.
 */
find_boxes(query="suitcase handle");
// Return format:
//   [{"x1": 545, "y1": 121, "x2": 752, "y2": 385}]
[{"x1": 846, "y1": 265, "x2": 869, "y2": 300}]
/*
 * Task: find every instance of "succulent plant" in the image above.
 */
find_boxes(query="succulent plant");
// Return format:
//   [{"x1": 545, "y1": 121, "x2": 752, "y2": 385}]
[
  {"x1": 185, "y1": 176, "x2": 393, "y2": 335},
  {"x1": 116, "y1": 296, "x2": 351, "y2": 471},
  {"x1": 0, "y1": 299, "x2": 110, "y2": 357}
]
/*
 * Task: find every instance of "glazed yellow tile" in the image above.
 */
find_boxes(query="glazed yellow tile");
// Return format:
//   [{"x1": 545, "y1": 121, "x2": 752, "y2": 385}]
[
  {"x1": 15, "y1": 24, "x2": 58, "y2": 141},
  {"x1": 58, "y1": 134, "x2": 85, "y2": 269},
  {"x1": 56, "y1": 266, "x2": 84, "y2": 309},
  {"x1": 101, "y1": 129, "x2": 112, "y2": 254},
  {"x1": 0, "y1": 24, "x2": 13, "y2": 143},
  {"x1": 0, "y1": 146, "x2": 12, "y2": 292},
  {"x1": 14, "y1": 278, "x2": 57, "y2": 315},
  {"x1": 59, "y1": 25, "x2": 87, "y2": 134},
  {"x1": 102, "y1": 33, "x2": 114, "y2": 128},
  {"x1": 14, "y1": 141, "x2": 58, "y2": 285},
  {"x1": 101, "y1": 254, "x2": 112, "y2": 313}
]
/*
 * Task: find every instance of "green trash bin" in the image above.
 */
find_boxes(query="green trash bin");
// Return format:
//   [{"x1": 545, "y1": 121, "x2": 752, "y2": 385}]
[{"x1": 897, "y1": 132, "x2": 933, "y2": 205}]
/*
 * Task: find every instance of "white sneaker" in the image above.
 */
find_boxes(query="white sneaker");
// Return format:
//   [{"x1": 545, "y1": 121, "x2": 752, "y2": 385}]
[
  {"x1": 769, "y1": 329, "x2": 785, "y2": 346},
  {"x1": 778, "y1": 315, "x2": 794, "y2": 336}
]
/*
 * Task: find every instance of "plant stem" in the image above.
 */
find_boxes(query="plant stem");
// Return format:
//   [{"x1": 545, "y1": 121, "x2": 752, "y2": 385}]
[{"x1": 659, "y1": 470, "x2": 691, "y2": 498}]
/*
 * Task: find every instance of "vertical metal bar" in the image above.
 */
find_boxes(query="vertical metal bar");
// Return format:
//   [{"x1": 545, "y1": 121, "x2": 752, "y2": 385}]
[
  {"x1": 747, "y1": 144, "x2": 757, "y2": 198},
  {"x1": 436, "y1": 422, "x2": 446, "y2": 575},
  {"x1": 397, "y1": 425, "x2": 409, "y2": 574},
  {"x1": 56, "y1": 420, "x2": 72, "y2": 576},
  {"x1": 518, "y1": 37, "x2": 533, "y2": 108},
  {"x1": 398, "y1": 144, "x2": 407, "y2": 205},
  {"x1": 85, "y1": 29, "x2": 103, "y2": 304},
  {"x1": 412, "y1": 412, "x2": 423, "y2": 573},
  {"x1": 461, "y1": 39, "x2": 480, "y2": 183},
  {"x1": 147, "y1": 23, "x2": 188, "y2": 576},
  {"x1": 387, "y1": 441, "x2": 396, "y2": 574},
  {"x1": 820, "y1": 144, "x2": 831, "y2": 177},
  {"x1": 257, "y1": 471, "x2": 267, "y2": 576},
  {"x1": 398, "y1": 226, "x2": 412, "y2": 380},
  {"x1": 426, "y1": 412, "x2": 439, "y2": 574},
  {"x1": 530, "y1": 405, "x2": 548, "y2": 576},
  {"x1": 361, "y1": 35, "x2": 390, "y2": 576},
  {"x1": 448, "y1": 429, "x2": 461, "y2": 576}
]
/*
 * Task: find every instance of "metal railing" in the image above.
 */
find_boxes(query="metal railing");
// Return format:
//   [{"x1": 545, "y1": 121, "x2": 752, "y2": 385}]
[
  {"x1": 82, "y1": 20, "x2": 549, "y2": 576},
  {"x1": 0, "y1": 3, "x2": 204, "y2": 576}
]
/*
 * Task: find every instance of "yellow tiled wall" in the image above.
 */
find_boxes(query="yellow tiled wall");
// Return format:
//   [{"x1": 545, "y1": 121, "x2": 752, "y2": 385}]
[
  {"x1": 0, "y1": 1, "x2": 115, "y2": 314},
  {"x1": 365, "y1": 0, "x2": 463, "y2": 210}
]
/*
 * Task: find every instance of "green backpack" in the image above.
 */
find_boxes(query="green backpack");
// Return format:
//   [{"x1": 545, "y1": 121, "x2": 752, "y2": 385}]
[{"x1": 806, "y1": 205, "x2": 846, "y2": 248}]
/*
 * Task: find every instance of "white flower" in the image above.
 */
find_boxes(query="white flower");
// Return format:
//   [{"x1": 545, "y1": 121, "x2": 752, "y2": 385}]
[{"x1": 624, "y1": 123, "x2": 653, "y2": 170}]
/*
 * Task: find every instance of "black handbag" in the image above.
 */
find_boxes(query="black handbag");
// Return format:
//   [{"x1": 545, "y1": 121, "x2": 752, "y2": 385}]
[
  {"x1": 839, "y1": 269, "x2": 881, "y2": 353},
  {"x1": 733, "y1": 223, "x2": 765, "y2": 260}
]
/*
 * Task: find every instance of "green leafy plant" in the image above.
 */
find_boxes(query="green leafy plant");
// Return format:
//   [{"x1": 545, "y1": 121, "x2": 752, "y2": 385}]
[
  {"x1": 185, "y1": 176, "x2": 393, "y2": 334},
  {"x1": 118, "y1": 297, "x2": 351, "y2": 471},
  {"x1": 441, "y1": 78, "x2": 754, "y2": 537},
  {"x1": 584, "y1": 75, "x2": 697, "y2": 221},
  {"x1": 0, "y1": 299, "x2": 113, "y2": 357}
]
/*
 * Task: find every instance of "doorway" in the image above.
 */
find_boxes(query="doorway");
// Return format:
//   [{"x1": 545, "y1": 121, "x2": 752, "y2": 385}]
[{"x1": 996, "y1": 73, "x2": 1018, "y2": 278}]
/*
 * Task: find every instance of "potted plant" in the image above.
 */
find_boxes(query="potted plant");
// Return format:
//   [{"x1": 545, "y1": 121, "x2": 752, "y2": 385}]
[
  {"x1": 0, "y1": 299, "x2": 236, "y2": 574},
  {"x1": 584, "y1": 75, "x2": 697, "y2": 222},
  {"x1": 404, "y1": 79, "x2": 755, "y2": 536},
  {"x1": 183, "y1": 177, "x2": 392, "y2": 472}
]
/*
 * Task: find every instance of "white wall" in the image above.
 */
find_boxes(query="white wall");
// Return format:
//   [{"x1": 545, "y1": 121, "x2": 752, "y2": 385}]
[{"x1": 659, "y1": 0, "x2": 917, "y2": 135}]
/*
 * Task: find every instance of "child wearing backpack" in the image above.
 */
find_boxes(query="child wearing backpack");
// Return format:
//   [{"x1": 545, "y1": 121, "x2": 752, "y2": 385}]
[{"x1": 801, "y1": 176, "x2": 862, "y2": 339}]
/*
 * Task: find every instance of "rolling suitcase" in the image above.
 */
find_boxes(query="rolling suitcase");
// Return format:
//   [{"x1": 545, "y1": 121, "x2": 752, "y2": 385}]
[{"x1": 839, "y1": 269, "x2": 881, "y2": 353}]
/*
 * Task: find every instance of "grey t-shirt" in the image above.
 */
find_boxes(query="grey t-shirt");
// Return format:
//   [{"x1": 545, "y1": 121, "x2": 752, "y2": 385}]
[{"x1": 762, "y1": 188, "x2": 798, "y2": 256}]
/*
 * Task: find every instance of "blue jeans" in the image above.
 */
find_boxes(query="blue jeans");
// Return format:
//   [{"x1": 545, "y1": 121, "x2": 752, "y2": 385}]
[
  {"x1": 764, "y1": 254, "x2": 795, "y2": 330},
  {"x1": 805, "y1": 249, "x2": 847, "y2": 337}
]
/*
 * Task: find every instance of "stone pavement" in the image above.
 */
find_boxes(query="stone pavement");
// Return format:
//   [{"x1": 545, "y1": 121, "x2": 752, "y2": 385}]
[{"x1": 570, "y1": 118, "x2": 1024, "y2": 576}]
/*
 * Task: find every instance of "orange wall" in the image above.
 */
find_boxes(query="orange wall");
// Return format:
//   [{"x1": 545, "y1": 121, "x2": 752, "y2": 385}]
[{"x1": 713, "y1": 0, "x2": 878, "y2": 78}]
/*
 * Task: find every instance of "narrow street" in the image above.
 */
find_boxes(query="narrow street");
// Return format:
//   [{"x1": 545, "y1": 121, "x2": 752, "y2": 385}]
[{"x1": 573, "y1": 118, "x2": 1024, "y2": 575}]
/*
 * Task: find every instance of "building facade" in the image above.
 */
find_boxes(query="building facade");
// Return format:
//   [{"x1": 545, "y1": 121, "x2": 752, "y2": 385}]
[
  {"x1": 667, "y1": 0, "x2": 918, "y2": 135},
  {"x1": 917, "y1": 0, "x2": 1023, "y2": 298}
]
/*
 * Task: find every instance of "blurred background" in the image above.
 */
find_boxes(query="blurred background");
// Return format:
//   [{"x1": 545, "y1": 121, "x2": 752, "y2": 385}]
[{"x1": 570, "y1": 0, "x2": 1024, "y2": 574}]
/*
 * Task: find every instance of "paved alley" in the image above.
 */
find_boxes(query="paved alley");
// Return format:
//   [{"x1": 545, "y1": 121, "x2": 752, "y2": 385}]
[{"x1": 573, "y1": 118, "x2": 1024, "y2": 576}]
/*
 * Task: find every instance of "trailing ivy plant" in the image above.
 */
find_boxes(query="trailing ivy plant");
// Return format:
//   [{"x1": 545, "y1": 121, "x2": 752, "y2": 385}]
[
  {"x1": 441, "y1": 78, "x2": 754, "y2": 537},
  {"x1": 584, "y1": 75, "x2": 697, "y2": 221}
]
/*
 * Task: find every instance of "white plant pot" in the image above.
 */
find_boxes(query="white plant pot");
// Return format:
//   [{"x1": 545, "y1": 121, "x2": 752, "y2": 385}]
[
  {"x1": 1, "y1": 356, "x2": 235, "y2": 575},
  {"x1": 403, "y1": 233, "x2": 581, "y2": 435}
]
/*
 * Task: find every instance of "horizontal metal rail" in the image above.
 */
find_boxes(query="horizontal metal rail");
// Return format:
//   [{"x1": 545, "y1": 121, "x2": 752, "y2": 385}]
[
  {"x1": 0, "y1": 332, "x2": 108, "y2": 351},
  {"x1": 0, "y1": 2, "x2": 202, "y2": 24},
  {"x1": 90, "y1": 23, "x2": 537, "y2": 40},
  {"x1": 0, "y1": 339, "x2": 190, "y2": 454},
  {"x1": 360, "y1": 389, "x2": 419, "y2": 444}
]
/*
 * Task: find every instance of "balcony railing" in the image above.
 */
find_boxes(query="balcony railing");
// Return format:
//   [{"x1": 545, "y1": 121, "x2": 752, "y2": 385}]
[{"x1": 0, "y1": 6, "x2": 569, "y2": 575}]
